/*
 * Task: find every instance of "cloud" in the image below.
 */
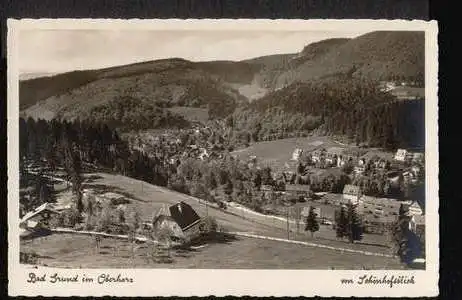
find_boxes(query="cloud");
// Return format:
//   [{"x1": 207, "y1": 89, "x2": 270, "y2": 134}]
[{"x1": 19, "y1": 29, "x2": 365, "y2": 74}]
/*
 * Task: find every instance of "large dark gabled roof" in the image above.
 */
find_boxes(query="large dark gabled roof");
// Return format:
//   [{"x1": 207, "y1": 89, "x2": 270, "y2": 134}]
[{"x1": 169, "y1": 201, "x2": 201, "y2": 230}]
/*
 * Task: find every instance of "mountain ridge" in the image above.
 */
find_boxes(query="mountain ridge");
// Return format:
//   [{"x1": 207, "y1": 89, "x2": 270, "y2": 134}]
[{"x1": 20, "y1": 30, "x2": 425, "y2": 132}]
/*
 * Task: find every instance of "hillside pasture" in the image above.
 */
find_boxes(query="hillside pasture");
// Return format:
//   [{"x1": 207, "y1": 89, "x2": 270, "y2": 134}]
[
  {"x1": 231, "y1": 136, "x2": 395, "y2": 173},
  {"x1": 20, "y1": 233, "x2": 403, "y2": 269},
  {"x1": 167, "y1": 106, "x2": 209, "y2": 124},
  {"x1": 232, "y1": 136, "x2": 334, "y2": 166}
]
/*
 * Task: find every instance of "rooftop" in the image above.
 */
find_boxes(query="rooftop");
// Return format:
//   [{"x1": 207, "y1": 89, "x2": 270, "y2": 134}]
[
  {"x1": 285, "y1": 184, "x2": 312, "y2": 192},
  {"x1": 343, "y1": 184, "x2": 360, "y2": 196},
  {"x1": 20, "y1": 203, "x2": 58, "y2": 223}
]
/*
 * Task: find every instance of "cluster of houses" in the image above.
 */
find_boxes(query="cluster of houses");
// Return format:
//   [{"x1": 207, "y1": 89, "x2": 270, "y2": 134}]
[
  {"x1": 394, "y1": 148, "x2": 424, "y2": 163},
  {"x1": 378, "y1": 81, "x2": 424, "y2": 100},
  {"x1": 289, "y1": 146, "x2": 424, "y2": 182},
  {"x1": 129, "y1": 126, "x2": 227, "y2": 168},
  {"x1": 339, "y1": 184, "x2": 425, "y2": 233},
  {"x1": 300, "y1": 147, "x2": 356, "y2": 168}
]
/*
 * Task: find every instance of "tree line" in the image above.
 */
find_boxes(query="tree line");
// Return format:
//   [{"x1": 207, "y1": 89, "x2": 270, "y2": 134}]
[
  {"x1": 20, "y1": 117, "x2": 172, "y2": 212},
  {"x1": 226, "y1": 77, "x2": 424, "y2": 150}
]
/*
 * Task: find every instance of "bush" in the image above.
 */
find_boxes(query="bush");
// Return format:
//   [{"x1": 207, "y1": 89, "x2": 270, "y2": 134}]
[
  {"x1": 95, "y1": 204, "x2": 113, "y2": 232},
  {"x1": 49, "y1": 213, "x2": 64, "y2": 228},
  {"x1": 74, "y1": 223, "x2": 84, "y2": 231},
  {"x1": 62, "y1": 208, "x2": 81, "y2": 228},
  {"x1": 20, "y1": 251, "x2": 38, "y2": 264},
  {"x1": 84, "y1": 214, "x2": 96, "y2": 231},
  {"x1": 199, "y1": 216, "x2": 219, "y2": 233},
  {"x1": 110, "y1": 197, "x2": 130, "y2": 206}
]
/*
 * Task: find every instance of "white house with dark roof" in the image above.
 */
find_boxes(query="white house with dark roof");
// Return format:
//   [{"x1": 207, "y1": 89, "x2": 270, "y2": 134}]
[
  {"x1": 403, "y1": 200, "x2": 424, "y2": 216},
  {"x1": 291, "y1": 148, "x2": 303, "y2": 161},
  {"x1": 354, "y1": 165, "x2": 366, "y2": 175},
  {"x1": 342, "y1": 184, "x2": 362, "y2": 204}
]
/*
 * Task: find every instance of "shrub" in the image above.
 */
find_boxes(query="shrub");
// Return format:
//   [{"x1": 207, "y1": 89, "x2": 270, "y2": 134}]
[
  {"x1": 84, "y1": 214, "x2": 96, "y2": 231},
  {"x1": 96, "y1": 204, "x2": 113, "y2": 232},
  {"x1": 62, "y1": 208, "x2": 81, "y2": 228},
  {"x1": 74, "y1": 223, "x2": 84, "y2": 231},
  {"x1": 111, "y1": 197, "x2": 130, "y2": 206},
  {"x1": 49, "y1": 213, "x2": 64, "y2": 228},
  {"x1": 199, "y1": 216, "x2": 219, "y2": 233},
  {"x1": 20, "y1": 251, "x2": 38, "y2": 264}
]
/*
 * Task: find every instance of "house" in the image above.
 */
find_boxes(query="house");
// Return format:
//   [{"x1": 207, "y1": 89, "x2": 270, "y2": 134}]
[
  {"x1": 325, "y1": 147, "x2": 343, "y2": 166},
  {"x1": 379, "y1": 81, "x2": 397, "y2": 92},
  {"x1": 394, "y1": 149, "x2": 409, "y2": 162},
  {"x1": 403, "y1": 200, "x2": 424, "y2": 216},
  {"x1": 342, "y1": 185, "x2": 362, "y2": 204},
  {"x1": 390, "y1": 86, "x2": 425, "y2": 101},
  {"x1": 169, "y1": 202, "x2": 203, "y2": 239},
  {"x1": 152, "y1": 214, "x2": 186, "y2": 240},
  {"x1": 354, "y1": 165, "x2": 366, "y2": 175},
  {"x1": 198, "y1": 148, "x2": 209, "y2": 160},
  {"x1": 412, "y1": 152, "x2": 424, "y2": 163},
  {"x1": 151, "y1": 202, "x2": 204, "y2": 241},
  {"x1": 284, "y1": 184, "x2": 312, "y2": 200},
  {"x1": 260, "y1": 185, "x2": 274, "y2": 192},
  {"x1": 282, "y1": 171, "x2": 296, "y2": 184},
  {"x1": 311, "y1": 149, "x2": 325, "y2": 163},
  {"x1": 411, "y1": 165, "x2": 422, "y2": 178},
  {"x1": 376, "y1": 159, "x2": 389, "y2": 170},
  {"x1": 20, "y1": 203, "x2": 59, "y2": 230},
  {"x1": 359, "y1": 195, "x2": 401, "y2": 219},
  {"x1": 409, "y1": 215, "x2": 425, "y2": 236},
  {"x1": 292, "y1": 148, "x2": 303, "y2": 161}
]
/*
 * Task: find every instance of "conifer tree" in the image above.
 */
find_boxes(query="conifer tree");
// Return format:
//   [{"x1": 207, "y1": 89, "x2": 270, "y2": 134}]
[
  {"x1": 346, "y1": 203, "x2": 364, "y2": 243},
  {"x1": 305, "y1": 206, "x2": 320, "y2": 238},
  {"x1": 335, "y1": 206, "x2": 348, "y2": 239},
  {"x1": 391, "y1": 203, "x2": 421, "y2": 264}
]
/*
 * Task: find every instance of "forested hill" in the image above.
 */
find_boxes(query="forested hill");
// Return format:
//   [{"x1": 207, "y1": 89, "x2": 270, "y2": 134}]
[
  {"x1": 274, "y1": 31, "x2": 424, "y2": 89},
  {"x1": 230, "y1": 77, "x2": 425, "y2": 150},
  {"x1": 19, "y1": 31, "x2": 424, "y2": 137}
]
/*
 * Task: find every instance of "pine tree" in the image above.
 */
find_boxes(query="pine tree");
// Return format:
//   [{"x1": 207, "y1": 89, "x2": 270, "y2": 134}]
[
  {"x1": 346, "y1": 203, "x2": 364, "y2": 243},
  {"x1": 305, "y1": 206, "x2": 320, "y2": 238},
  {"x1": 335, "y1": 206, "x2": 348, "y2": 239},
  {"x1": 391, "y1": 203, "x2": 421, "y2": 264}
]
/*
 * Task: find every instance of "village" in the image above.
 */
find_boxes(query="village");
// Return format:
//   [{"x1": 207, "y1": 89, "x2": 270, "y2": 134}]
[
  {"x1": 17, "y1": 72, "x2": 426, "y2": 270},
  {"x1": 19, "y1": 129, "x2": 426, "y2": 269}
]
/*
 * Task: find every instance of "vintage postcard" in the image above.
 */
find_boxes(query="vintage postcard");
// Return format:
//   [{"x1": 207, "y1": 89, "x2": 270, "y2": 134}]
[{"x1": 8, "y1": 19, "x2": 438, "y2": 297}]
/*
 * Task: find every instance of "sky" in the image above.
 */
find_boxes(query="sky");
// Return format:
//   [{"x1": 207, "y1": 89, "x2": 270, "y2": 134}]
[{"x1": 18, "y1": 29, "x2": 366, "y2": 76}]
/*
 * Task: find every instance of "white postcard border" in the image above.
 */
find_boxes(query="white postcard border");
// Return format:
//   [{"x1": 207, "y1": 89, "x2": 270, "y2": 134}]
[{"x1": 7, "y1": 18, "x2": 439, "y2": 297}]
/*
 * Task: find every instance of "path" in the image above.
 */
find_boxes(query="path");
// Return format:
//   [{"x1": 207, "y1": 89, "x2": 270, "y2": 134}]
[{"x1": 230, "y1": 232, "x2": 395, "y2": 258}]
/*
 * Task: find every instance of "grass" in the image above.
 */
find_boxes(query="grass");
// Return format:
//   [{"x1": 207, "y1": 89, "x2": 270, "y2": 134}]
[
  {"x1": 231, "y1": 135, "x2": 395, "y2": 174},
  {"x1": 167, "y1": 106, "x2": 209, "y2": 124},
  {"x1": 20, "y1": 233, "x2": 404, "y2": 269},
  {"x1": 26, "y1": 171, "x2": 402, "y2": 269},
  {"x1": 79, "y1": 172, "x2": 394, "y2": 253}
]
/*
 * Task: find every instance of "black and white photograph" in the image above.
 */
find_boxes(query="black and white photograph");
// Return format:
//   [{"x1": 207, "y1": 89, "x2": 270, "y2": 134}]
[{"x1": 7, "y1": 19, "x2": 438, "y2": 297}]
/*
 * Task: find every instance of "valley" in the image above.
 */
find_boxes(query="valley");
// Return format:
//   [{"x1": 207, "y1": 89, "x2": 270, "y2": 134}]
[{"x1": 18, "y1": 30, "x2": 426, "y2": 270}]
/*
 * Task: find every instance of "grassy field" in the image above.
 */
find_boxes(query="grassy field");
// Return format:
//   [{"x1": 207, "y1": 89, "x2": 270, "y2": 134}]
[
  {"x1": 167, "y1": 106, "x2": 209, "y2": 124},
  {"x1": 23, "y1": 171, "x2": 401, "y2": 269},
  {"x1": 21, "y1": 233, "x2": 404, "y2": 269},
  {"x1": 79, "y1": 173, "x2": 393, "y2": 253},
  {"x1": 231, "y1": 135, "x2": 393, "y2": 173}
]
